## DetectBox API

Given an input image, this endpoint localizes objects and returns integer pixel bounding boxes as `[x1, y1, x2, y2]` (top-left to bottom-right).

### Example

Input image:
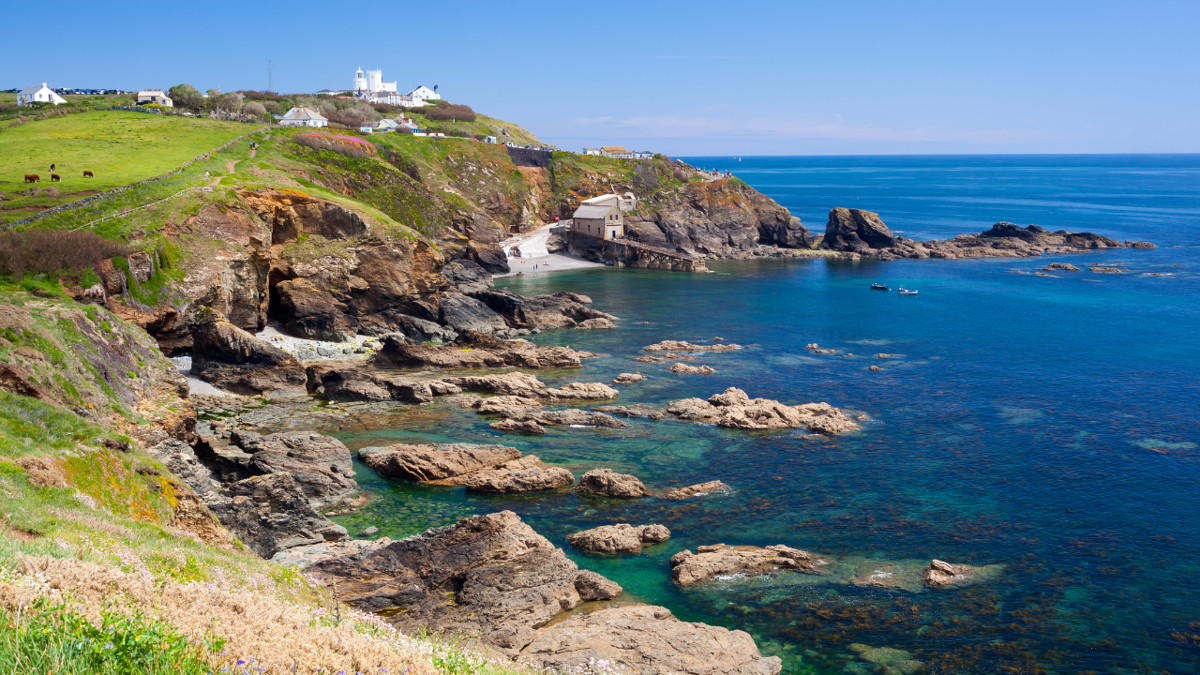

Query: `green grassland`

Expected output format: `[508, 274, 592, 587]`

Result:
[0, 111, 255, 225]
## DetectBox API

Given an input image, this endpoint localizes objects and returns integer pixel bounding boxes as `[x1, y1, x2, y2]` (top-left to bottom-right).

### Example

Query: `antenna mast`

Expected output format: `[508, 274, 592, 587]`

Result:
[268, 60, 273, 93]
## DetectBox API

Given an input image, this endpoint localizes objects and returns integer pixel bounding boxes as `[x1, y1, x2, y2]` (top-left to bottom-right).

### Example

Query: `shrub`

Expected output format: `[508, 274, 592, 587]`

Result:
[0, 230, 130, 280]
[293, 133, 377, 159]
[425, 100, 476, 122]
[243, 101, 267, 118]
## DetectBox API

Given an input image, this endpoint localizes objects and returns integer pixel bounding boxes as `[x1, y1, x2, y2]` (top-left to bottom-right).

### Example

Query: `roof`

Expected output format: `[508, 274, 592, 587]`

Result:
[601, 146, 628, 153]
[138, 90, 166, 96]
[581, 194, 619, 205]
[282, 107, 328, 121]
[572, 205, 621, 219]
[19, 83, 51, 95]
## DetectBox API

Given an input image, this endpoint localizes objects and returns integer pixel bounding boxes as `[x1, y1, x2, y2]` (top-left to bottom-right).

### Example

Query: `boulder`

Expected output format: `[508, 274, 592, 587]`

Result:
[539, 382, 619, 401]
[489, 418, 547, 435]
[208, 473, 348, 559]
[461, 459, 575, 493]
[663, 480, 730, 500]
[304, 511, 618, 656]
[573, 570, 622, 601]
[576, 468, 648, 498]
[230, 430, 357, 504]
[443, 372, 546, 396]
[519, 604, 783, 675]
[667, 387, 859, 434]
[358, 443, 520, 482]
[669, 543, 825, 586]
[472, 395, 544, 416]
[567, 523, 671, 554]
[820, 208, 896, 252]
[613, 373, 646, 384]
[536, 410, 627, 429]
[923, 559, 990, 589]
[576, 318, 615, 330]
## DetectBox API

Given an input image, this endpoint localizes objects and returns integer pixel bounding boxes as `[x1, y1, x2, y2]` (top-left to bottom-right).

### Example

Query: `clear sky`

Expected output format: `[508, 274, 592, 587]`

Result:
[5, 0, 1197, 155]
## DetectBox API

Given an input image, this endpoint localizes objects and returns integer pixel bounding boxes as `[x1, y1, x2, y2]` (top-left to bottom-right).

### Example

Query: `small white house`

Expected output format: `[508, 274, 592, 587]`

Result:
[572, 204, 624, 241]
[279, 107, 328, 127]
[582, 192, 637, 212]
[17, 83, 67, 107]
[406, 85, 440, 102]
[137, 90, 173, 107]
[583, 148, 601, 156]
[377, 118, 399, 130]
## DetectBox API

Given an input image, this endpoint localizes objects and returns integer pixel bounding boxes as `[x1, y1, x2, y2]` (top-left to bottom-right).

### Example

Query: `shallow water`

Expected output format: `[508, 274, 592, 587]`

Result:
[333, 155, 1200, 674]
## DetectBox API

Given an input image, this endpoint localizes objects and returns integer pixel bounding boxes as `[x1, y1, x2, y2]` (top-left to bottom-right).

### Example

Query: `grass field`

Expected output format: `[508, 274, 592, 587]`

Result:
[0, 111, 255, 225]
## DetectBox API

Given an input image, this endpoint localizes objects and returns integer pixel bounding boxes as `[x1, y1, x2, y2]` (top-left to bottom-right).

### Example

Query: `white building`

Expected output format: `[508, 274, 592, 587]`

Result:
[406, 85, 440, 102]
[354, 68, 398, 93]
[583, 148, 601, 156]
[572, 204, 624, 241]
[137, 90, 173, 107]
[279, 107, 328, 127]
[17, 83, 67, 107]
[581, 192, 637, 212]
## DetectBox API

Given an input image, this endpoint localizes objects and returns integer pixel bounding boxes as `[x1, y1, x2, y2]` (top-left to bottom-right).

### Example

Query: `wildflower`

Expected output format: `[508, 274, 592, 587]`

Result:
[238, 659, 247, 666]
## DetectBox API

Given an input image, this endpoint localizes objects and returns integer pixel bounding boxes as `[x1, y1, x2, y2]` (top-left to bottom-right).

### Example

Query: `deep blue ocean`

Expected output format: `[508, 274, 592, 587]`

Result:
[333, 155, 1200, 674]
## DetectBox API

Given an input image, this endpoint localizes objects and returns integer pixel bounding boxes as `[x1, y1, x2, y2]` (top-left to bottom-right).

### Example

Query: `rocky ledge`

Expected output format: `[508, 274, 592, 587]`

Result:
[671, 544, 827, 586]
[568, 523, 671, 554]
[645, 340, 742, 352]
[371, 331, 588, 370]
[663, 480, 731, 499]
[820, 207, 1155, 261]
[358, 442, 575, 494]
[305, 511, 781, 675]
[576, 468, 649, 498]
[668, 387, 859, 434]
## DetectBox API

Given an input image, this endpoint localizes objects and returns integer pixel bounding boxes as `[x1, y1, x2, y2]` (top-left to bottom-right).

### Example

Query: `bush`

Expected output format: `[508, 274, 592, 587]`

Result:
[0, 230, 130, 280]
[293, 133, 377, 159]
[425, 100, 476, 122]
[243, 101, 267, 118]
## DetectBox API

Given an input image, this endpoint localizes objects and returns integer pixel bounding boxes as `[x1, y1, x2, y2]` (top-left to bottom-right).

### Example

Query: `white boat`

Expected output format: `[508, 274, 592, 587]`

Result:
[897, 287, 918, 295]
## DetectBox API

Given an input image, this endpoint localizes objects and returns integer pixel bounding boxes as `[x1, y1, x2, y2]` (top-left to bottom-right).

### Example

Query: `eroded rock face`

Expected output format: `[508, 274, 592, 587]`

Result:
[663, 480, 730, 500]
[372, 332, 584, 370]
[190, 313, 306, 394]
[567, 523, 671, 554]
[670, 544, 826, 586]
[304, 511, 617, 656]
[519, 604, 783, 675]
[208, 473, 347, 559]
[576, 468, 648, 498]
[229, 430, 356, 504]
[821, 208, 896, 253]
[358, 443, 520, 482]
[668, 387, 859, 434]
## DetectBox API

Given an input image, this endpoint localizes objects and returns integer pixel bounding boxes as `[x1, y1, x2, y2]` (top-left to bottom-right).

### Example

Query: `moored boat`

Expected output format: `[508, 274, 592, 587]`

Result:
[871, 283, 890, 290]
[897, 287, 918, 295]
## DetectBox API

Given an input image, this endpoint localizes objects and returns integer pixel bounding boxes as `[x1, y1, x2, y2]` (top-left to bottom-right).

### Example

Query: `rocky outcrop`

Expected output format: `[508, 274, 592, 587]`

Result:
[820, 208, 896, 252]
[613, 373, 645, 384]
[576, 318, 615, 330]
[357, 443, 520, 482]
[593, 404, 667, 421]
[540, 382, 619, 401]
[536, 410, 626, 428]
[668, 387, 859, 434]
[670, 543, 826, 586]
[576, 468, 648, 498]
[663, 480, 730, 500]
[489, 418, 546, 434]
[304, 511, 621, 656]
[190, 311, 306, 394]
[459, 457, 575, 493]
[308, 366, 461, 403]
[670, 363, 717, 374]
[519, 604, 783, 675]
[226, 430, 357, 504]
[759, 215, 815, 249]
[572, 570, 622, 601]
[645, 340, 742, 352]
[444, 372, 546, 396]
[372, 332, 584, 370]
[923, 559, 992, 589]
[208, 473, 347, 559]
[567, 523, 671, 554]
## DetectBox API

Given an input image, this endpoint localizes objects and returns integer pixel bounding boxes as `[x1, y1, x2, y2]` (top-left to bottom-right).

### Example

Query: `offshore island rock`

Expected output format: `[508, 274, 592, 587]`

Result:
[576, 468, 648, 498]
[568, 523, 671, 554]
[668, 387, 859, 434]
[670, 543, 826, 586]
[664, 480, 731, 500]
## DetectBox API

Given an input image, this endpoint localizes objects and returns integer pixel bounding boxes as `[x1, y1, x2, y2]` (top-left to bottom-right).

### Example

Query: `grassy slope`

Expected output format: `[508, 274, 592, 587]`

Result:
[0, 111, 253, 225]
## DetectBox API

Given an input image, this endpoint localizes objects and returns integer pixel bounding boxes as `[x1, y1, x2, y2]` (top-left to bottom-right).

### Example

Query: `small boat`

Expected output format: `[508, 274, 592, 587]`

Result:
[897, 287, 918, 295]
[870, 283, 890, 291]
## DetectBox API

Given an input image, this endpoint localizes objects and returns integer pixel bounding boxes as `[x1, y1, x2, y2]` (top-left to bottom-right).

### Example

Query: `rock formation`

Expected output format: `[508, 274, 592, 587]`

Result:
[664, 480, 730, 500]
[821, 208, 896, 253]
[593, 404, 667, 421]
[358, 443, 520, 482]
[459, 457, 575, 493]
[669, 363, 717, 374]
[207, 473, 347, 559]
[576, 468, 648, 497]
[371, 331, 585, 370]
[923, 559, 991, 589]
[190, 310, 306, 394]
[670, 544, 826, 586]
[567, 523, 671, 553]
[668, 387, 859, 434]
[613, 372, 646, 384]
[645, 340, 742, 352]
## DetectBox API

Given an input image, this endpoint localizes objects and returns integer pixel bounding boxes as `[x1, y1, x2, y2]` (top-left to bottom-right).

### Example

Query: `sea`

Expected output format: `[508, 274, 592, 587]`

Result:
[330, 155, 1200, 674]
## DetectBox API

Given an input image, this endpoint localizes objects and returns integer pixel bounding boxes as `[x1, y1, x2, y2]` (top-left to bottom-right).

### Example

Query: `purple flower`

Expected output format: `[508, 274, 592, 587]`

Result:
[238, 660, 247, 667]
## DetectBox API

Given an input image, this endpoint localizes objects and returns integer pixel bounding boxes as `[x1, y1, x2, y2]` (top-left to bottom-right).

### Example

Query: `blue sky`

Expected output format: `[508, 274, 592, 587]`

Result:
[4, 0, 1197, 155]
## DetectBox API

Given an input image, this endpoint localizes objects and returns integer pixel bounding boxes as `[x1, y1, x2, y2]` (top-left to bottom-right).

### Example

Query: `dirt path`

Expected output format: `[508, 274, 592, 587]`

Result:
[226, 160, 238, 174]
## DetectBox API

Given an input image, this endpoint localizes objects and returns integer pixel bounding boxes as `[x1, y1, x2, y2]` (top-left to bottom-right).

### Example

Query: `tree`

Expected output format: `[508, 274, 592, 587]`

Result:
[168, 84, 204, 109]
[243, 101, 267, 118]
[214, 93, 243, 114]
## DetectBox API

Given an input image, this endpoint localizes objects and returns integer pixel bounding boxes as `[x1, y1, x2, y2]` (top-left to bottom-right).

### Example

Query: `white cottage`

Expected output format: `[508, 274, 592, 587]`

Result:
[137, 90, 173, 107]
[17, 83, 67, 107]
[572, 204, 624, 241]
[279, 107, 328, 127]
[406, 85, 440, 102]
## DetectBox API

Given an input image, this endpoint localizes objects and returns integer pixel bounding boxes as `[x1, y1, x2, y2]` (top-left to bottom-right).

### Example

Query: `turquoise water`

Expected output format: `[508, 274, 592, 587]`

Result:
[334, 156, 1200, 674]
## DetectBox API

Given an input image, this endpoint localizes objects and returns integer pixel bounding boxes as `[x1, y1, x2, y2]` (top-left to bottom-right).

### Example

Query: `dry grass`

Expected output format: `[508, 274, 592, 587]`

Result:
[2, 555, 441, 675]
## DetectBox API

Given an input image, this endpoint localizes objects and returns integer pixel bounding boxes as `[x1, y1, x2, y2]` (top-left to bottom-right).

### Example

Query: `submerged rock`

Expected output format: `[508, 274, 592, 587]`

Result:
[519, 604, 783, 675]
[670, 543, 826, 586]
[668, 387, 859, 434]
[663, 480, 730, 500]
[923, 559, 995, 589]
[576, 468, 649, 498]
[568, 523, 671, 554]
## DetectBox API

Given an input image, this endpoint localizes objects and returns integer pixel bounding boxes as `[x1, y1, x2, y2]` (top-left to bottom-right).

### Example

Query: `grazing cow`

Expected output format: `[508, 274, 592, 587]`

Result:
[50, 174, 61, 182]
[24, 174, 40, 183]
[83, 170, 94, 178]
[50, 163, 55, 171]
